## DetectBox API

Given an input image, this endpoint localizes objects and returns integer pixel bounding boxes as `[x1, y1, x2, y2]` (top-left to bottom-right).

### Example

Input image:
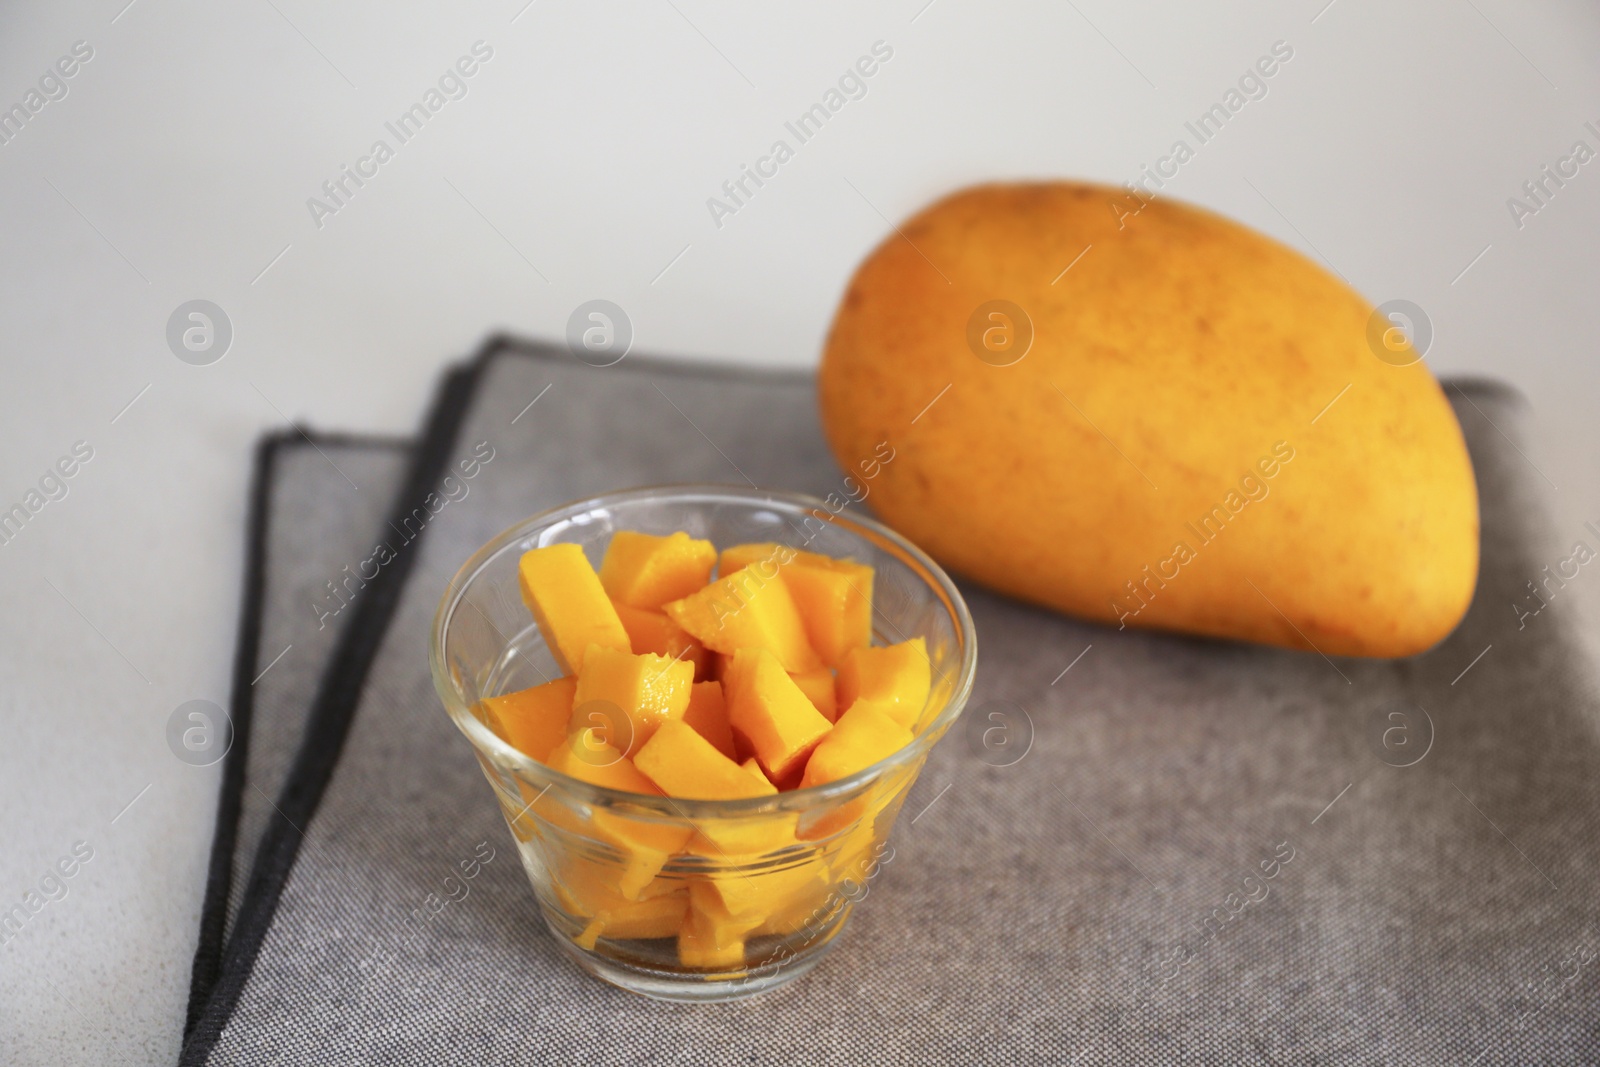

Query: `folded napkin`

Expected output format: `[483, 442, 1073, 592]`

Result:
[183, 338, 1600, 1065]
[185, 432, 411, 1033]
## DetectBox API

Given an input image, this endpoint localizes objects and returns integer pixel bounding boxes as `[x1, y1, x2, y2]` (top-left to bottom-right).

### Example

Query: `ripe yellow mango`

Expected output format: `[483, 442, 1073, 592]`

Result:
[634, 720, 774, 802]
[665, 568, 822, 673]
[611, 601, 710, 681]
[719, 543, 874, 668]
[546, 734, 692, 898]
[571, 644, 695, 753]
[836, 640, 930, 729]
[800, 701, 912, 790]
[681, 680, 736, 760]
[723, 649, 833, 783]
[518, 544, 630, 673]
[788, 666, 839, 722]
[679, 883, 753, 969]
[819, 182, 1478, 657]
[600, 530, 717, 611]
[480, 676, 575, 763]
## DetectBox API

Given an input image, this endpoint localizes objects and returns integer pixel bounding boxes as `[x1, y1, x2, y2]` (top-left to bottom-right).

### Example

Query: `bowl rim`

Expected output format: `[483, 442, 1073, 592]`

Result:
[429, 483, 979, 817]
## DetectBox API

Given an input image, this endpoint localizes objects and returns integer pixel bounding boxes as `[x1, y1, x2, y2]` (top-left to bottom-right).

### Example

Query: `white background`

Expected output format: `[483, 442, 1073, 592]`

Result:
[1, 1, 1596, 1062]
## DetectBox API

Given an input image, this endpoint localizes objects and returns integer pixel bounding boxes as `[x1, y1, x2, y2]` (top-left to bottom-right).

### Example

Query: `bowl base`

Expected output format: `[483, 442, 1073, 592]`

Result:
[553, 931, 841, 1002]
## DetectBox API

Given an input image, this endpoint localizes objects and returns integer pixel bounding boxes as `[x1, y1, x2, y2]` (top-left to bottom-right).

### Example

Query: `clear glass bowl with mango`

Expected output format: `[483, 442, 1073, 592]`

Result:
[430, 487, 977, 1000]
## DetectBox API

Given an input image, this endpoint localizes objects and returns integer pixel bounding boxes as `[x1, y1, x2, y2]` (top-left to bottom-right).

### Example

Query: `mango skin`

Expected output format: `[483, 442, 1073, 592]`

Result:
[818, 182, 1478, 658]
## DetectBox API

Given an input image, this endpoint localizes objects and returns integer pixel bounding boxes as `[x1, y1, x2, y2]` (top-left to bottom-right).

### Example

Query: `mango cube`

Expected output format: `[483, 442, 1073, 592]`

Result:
[519, 544, 630, 674]
[612, 601, 709, 680]
[665, 569, 822, 673]
[720, 543, 874, 668]
[800, 701, 913, 789]
[633, 720, 774, 802]
[636, 721, 795, 854]
[794, 702, 914, 840]
[678, 886, 751, 969]
[569, 889, 689, 949]
[787, 667, 839, 723]
[837, 638, 932, 730]
[572, 644, 694, 753]
[480, 676, 576, 762]
[739, 756, 775, 790]
[681, 680, 736, 761]
[701, 856, 831, 926]
[600, 530, 716, 611]
[723, 649, 833, 782]
[546, 734, 691, 897]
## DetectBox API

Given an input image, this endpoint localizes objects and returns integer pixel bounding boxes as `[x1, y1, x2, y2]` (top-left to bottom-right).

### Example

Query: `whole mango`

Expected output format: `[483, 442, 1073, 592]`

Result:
[818, 182, 1478, 658]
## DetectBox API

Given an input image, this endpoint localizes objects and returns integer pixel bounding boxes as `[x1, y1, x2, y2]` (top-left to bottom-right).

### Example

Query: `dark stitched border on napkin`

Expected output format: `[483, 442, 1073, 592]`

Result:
[182, 360, 480, 1060]
[183, 430, 413, 1035]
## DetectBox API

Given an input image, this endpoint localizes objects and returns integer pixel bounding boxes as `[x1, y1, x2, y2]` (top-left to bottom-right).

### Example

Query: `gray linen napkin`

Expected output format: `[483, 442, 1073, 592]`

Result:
[224, 437, 411, 937]
[185, 338, 1600, 1065]
[184, 433, 411, 1032]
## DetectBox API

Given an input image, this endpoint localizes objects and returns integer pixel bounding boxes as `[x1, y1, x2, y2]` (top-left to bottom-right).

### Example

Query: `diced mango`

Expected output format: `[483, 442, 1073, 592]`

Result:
[720, 543, 874, 668]
[612, 601, 709, 679]
[518, 544, 630, 674]
[723, 649, 833, 782]
[571, 644, 694, 752]
[800, 701, 913, 789]
[480, 676, 576, 762]
[682, 681, 736, 761]
[797, 706, 912, 841]
[633, 720, 774, 801]
[664, 569, 822, 673]
[678, 889, 750, 970]
[702, 856, 831, 925]
[636, 723, 798, 854]
[546, 734, 691, 897]
[716, 542, 790, 577]
[561, 877, 688, 948]
[504, 525, 944, 972]
[836, 638, 931, 729]
[788, 667, 839, 722]
[739, 756, 775, 790]
[830, 822, 895, 886]
[569, 889, 688, 949]
[600, 530, 717, 611]
[596, 891, 688, 941]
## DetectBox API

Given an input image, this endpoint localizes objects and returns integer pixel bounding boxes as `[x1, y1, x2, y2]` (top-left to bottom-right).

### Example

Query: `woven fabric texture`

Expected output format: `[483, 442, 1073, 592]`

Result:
[196, 343, 1600, 1065]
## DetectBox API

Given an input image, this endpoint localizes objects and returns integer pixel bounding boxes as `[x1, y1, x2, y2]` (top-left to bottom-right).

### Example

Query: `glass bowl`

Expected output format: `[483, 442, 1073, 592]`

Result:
[429, 485, 978, 1001]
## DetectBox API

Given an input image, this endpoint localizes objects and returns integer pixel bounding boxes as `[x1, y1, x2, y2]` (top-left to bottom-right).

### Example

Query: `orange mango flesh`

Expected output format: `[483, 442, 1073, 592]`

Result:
[787, 666, 839, 723]
[480, 676, 576, 762]
[635, 721, 796, 855]
[634, 720, 774, 802]
[600, 530, 717, 611]
[509, 530, 946, 969]
[518, 544, 630, 674]
[682, 680, 736, 761]
[720, 543, 874, 668]
[678, 884, 752, 969]
[723, 649, 834, 782]
[664, 569, 823, 673]
[546, 734, 692, 898]
[571, 889, 689, 950]
[571, 644, 694, 754]
[800, 702, 913, 789]
[612, 601, 709, 680]
[837, 638, 932, 729]
[798, 702, 915, 841]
